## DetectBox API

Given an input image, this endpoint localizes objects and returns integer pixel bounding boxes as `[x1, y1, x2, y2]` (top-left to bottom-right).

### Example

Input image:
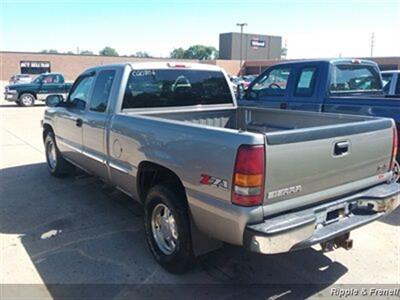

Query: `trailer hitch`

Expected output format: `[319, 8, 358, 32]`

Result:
[321, 233, 353, 252]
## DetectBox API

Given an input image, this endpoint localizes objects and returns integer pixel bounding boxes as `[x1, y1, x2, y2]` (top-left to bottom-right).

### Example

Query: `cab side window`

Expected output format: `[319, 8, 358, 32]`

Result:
[381, 73, 393, 94]
[68, 75, 95, 110]
[89, 70, 116, 112]
[251, 67, 291, 96]
[54, 75, 63, 83]
[294, 67, 317, 96]
[42, 74, 61, 84]
[42, 75, 54, 84]
[396, 76, 400, 95]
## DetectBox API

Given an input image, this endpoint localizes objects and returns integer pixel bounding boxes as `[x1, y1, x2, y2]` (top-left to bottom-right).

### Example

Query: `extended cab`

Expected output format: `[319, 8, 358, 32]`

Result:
[42, 62, 399, 273]
[4, 73, 72, 106]
[382, 70, 400, 97]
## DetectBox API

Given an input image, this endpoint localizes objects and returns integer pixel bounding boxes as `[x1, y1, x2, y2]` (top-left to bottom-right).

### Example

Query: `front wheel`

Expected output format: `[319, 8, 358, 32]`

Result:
[44, 131, 74, 177]
[144, 185, 195, 273]
[19, 93, 35, 106]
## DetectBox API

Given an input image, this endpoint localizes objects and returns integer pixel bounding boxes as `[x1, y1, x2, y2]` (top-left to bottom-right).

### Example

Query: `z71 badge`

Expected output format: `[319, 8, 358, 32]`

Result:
[200, 174, 228, 190]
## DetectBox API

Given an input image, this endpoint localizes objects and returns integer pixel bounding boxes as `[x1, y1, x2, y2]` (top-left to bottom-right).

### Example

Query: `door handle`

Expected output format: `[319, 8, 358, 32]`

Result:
[334, 141, 350, 156]
[76, 118, 83, 127]
[280, 103, 288, 109]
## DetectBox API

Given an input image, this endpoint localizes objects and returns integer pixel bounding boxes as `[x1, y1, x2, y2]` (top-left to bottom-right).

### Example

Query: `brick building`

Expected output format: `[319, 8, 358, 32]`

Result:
[1, 51, 399, 82]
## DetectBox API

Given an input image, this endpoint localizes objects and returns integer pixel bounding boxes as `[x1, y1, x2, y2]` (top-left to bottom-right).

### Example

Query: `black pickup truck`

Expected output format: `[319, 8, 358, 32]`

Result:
[4, 73, 72, 106]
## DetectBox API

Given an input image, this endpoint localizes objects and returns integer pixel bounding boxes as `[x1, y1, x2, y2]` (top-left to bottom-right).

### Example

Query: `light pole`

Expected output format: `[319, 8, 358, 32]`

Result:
[370, 32, 375, 57]
[236, 23, 247, 76]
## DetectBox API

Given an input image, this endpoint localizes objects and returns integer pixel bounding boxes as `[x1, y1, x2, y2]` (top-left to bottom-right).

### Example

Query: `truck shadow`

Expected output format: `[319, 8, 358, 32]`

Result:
[0, 163, 347, 299]
[0, 104, 46, 108]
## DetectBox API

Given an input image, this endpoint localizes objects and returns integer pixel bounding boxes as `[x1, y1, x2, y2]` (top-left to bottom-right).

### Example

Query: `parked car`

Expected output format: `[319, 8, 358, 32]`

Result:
[4, 73, 72, 106]
[381, 70, 400, 97]
[228, 76, 240, 96]
[9, 74, 32, 85]
[243, 74, 258, 84]
[237, 74, 258, 89]
[42, 62, 399, 273]
[238, 59, 400, 166]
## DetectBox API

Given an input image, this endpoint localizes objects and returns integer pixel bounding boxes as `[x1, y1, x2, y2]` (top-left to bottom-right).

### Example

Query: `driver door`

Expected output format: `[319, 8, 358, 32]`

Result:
[55, 73, 95, 166]
[38, 74, 64, 100]
[240, 66, 292, 109]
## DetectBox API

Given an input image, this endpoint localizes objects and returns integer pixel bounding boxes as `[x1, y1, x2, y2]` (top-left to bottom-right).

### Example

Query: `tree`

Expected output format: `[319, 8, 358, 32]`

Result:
[185, 45, 218, 60]
[281, 47, 288, 59]
[133, 51, 151, 58]
[170, 45, 218, 60]
[80, 50, 94, 55]
[99, 47, 118, 56]
[170, 48, 186, 59]
[40, 49, 59, 54]
[65, 51, 75, 55]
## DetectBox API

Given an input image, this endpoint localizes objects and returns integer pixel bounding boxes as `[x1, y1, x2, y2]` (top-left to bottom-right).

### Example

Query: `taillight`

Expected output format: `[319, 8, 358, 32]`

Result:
[232, 145, 265, 206]
[390, 126, 398, 170]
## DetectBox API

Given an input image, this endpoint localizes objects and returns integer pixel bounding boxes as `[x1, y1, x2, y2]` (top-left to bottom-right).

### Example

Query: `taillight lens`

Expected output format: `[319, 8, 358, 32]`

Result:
[390, 126, 398, 170]
[232, 145, 265, 206]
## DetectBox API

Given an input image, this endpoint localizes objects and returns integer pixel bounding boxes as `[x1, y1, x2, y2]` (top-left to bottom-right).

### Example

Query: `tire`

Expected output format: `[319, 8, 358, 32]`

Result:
[393, 160, 400, 182]
[44, 131, 74, 177]
[19, 93, 35, 107]
[144, 185, 195, 273]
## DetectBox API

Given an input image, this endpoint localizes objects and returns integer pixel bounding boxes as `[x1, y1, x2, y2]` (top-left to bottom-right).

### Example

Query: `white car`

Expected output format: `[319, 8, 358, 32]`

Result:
[9, 74, 32, 85]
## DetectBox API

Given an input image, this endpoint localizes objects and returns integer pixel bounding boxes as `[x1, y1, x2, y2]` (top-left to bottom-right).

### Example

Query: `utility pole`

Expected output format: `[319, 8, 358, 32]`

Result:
[370, 32, 375, 57]
[282, 39, 288, 59]
[236, 23, 247, 76]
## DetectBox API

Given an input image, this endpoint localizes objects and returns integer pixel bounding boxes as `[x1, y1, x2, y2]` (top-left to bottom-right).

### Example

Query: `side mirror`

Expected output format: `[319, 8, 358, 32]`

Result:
[45, 94, 63, 107]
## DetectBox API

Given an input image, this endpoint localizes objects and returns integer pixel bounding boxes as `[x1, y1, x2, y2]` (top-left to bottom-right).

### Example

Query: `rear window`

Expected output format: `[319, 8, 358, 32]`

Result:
[329, 64, 382, 94]
[122, 69, 232, 109]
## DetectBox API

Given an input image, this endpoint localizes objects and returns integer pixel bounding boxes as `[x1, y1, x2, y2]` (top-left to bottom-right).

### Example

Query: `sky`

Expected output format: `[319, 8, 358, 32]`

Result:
[1, 0, 399, 59]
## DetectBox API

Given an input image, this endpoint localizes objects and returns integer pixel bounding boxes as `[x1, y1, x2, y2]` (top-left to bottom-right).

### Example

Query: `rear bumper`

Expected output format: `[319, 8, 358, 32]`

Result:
[244, 182, 400, 254]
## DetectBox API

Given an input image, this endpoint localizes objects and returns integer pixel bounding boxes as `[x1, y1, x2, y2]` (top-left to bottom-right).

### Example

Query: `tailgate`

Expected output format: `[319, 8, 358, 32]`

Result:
[263, 119, 394, 214]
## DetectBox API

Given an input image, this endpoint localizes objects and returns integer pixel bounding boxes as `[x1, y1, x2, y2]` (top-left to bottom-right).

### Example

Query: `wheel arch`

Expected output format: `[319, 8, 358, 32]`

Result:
[42, 123, 54, 142]
[19, 91, 37, 99]
[136, 161, 187, 204]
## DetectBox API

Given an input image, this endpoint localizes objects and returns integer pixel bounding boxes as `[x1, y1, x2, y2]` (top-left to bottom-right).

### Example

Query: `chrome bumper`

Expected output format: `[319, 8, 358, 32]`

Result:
[4, 92, 18, 101]
[244, 182, 400, 254]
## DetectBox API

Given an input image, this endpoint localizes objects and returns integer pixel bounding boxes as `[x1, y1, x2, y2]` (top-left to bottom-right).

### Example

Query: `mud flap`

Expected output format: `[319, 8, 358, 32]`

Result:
[190, 216, 223, 256]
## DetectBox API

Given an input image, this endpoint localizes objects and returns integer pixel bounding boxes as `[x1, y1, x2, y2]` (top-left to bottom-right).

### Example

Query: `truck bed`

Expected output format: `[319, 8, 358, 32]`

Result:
[144, 106, 387, 135]
[129, 106, 394, 216]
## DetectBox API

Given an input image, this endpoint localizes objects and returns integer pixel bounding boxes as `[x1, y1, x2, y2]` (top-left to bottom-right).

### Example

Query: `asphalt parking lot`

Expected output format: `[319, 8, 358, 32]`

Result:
[1, 102, 399, 299]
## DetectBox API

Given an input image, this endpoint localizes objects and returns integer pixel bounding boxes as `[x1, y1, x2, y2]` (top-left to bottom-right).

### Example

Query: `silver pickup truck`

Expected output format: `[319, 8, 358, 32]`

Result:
[42, 62, 399, 273]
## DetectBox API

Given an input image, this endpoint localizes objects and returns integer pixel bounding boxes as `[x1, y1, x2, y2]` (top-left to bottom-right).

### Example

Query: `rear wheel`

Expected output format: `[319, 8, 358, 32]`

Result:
[19, 93, 35, 107]
[144, 185, 195, 273]
[44, 131, 74, 177]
